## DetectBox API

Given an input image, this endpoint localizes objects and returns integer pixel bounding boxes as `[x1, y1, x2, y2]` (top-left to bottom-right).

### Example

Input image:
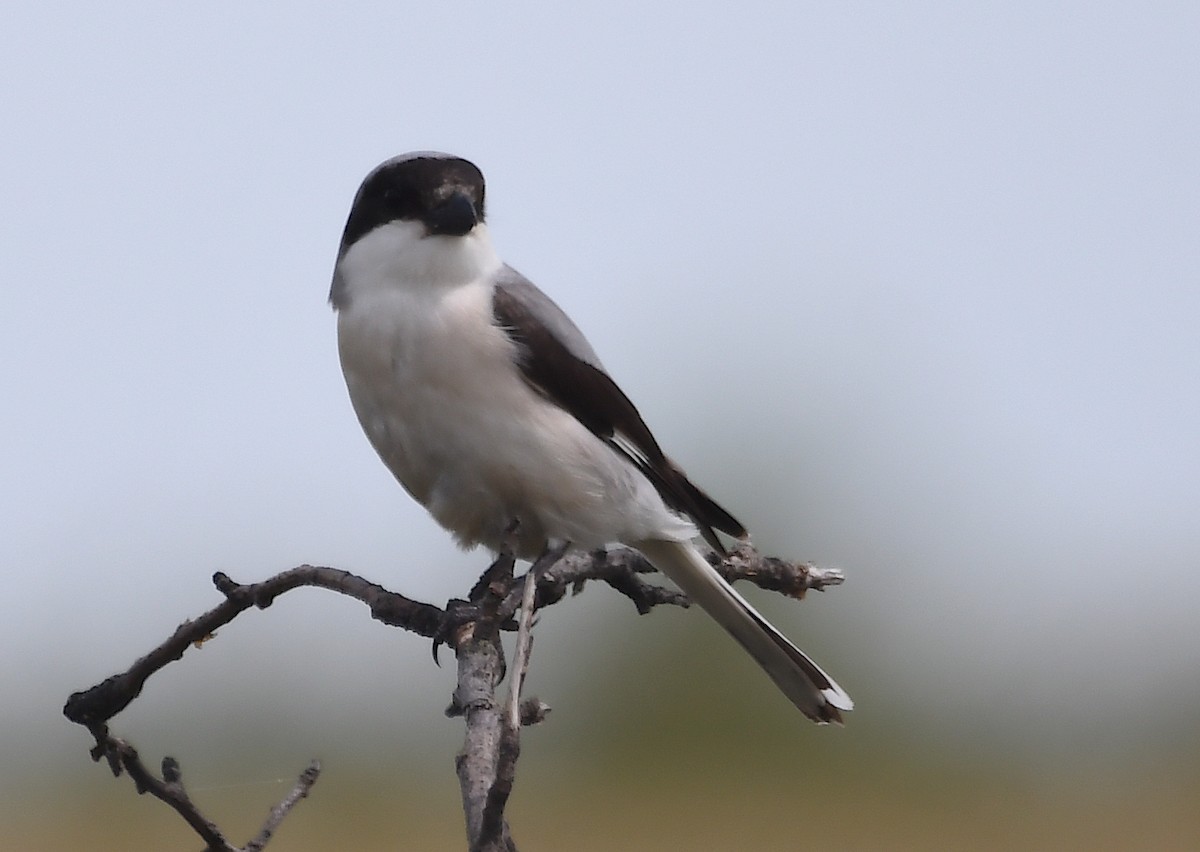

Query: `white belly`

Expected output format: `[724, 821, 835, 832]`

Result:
[336, 278, 691, 557]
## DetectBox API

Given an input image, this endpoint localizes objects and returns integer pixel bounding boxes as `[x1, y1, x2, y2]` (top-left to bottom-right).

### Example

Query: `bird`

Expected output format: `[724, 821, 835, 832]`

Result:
[329, 151, 852, 724]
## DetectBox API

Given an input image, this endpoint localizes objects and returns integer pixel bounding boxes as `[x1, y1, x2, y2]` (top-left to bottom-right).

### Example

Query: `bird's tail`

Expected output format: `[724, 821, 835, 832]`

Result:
[634, 538, 853, 724]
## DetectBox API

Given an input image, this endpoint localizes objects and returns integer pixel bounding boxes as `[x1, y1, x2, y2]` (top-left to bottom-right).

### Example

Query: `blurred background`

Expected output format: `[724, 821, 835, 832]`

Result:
[4, 3, 1198, 849]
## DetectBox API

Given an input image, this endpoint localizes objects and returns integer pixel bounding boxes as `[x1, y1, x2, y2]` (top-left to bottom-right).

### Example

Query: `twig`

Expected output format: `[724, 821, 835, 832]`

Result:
[245, 760, 323, 852]
[715, 543, 846, 596]
[102, 730, 234, 851]
[496, 543, 837, 618]
[64, 545, 846, 851]
[64, 565, 442, 727]
[81, 722, 319, 852]
[507, 568, 540, 732]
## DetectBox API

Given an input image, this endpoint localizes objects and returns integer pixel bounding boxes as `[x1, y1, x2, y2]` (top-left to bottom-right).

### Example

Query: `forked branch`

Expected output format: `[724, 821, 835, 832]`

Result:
[63, 544, 843, 850]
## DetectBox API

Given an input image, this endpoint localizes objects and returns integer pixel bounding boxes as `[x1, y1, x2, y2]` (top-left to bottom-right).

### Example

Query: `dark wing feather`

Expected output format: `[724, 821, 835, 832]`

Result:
[492, 271, 747, 554]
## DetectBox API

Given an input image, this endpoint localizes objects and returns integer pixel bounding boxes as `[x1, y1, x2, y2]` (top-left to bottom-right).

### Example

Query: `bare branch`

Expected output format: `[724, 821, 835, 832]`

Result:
[450, 627, 512, 851]
[79, 722, 318, 852]
[714, 543, 846, 596]
[244, 760, 323, 852]
[100, 730, 235, 851]
[64, 543, 847, 851]
[64, 565, 442, 728]
[473, 572, 535, 852]
[507, 568, 540, 733]
[497, 547, 681, 618]
[495, 543, 839, 618]
[472, 543, 567, 851]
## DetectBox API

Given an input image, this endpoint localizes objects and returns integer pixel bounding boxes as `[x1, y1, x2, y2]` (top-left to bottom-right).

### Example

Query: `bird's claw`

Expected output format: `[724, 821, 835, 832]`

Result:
[431, 598, 483, 665]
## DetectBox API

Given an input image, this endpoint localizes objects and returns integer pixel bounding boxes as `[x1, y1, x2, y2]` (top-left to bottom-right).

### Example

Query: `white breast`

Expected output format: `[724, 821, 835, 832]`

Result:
[333, 223, 693, 556]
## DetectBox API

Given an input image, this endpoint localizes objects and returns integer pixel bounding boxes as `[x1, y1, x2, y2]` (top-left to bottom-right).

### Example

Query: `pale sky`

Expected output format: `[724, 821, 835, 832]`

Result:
[4, 3, 1199, 782]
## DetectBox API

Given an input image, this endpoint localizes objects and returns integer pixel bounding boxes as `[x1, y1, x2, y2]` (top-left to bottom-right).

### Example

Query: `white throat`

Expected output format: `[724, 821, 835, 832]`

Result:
[335, 220, 503, 303]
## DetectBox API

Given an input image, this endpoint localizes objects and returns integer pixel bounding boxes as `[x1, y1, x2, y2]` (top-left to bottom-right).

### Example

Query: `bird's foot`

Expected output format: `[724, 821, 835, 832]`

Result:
[431, 598, 493, 665]
[468, 538, 518, 604]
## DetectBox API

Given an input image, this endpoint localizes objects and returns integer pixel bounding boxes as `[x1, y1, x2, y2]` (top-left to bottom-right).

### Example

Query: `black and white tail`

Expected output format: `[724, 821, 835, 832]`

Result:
[635, 538, 853, 724]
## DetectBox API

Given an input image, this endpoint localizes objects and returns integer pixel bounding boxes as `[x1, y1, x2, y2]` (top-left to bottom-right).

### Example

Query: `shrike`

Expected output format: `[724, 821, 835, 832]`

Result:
[330, 152, 852, 724]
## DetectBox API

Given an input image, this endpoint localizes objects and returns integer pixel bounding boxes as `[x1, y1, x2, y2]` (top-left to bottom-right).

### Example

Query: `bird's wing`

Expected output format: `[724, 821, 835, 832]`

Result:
[491, 266, 746, 553]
